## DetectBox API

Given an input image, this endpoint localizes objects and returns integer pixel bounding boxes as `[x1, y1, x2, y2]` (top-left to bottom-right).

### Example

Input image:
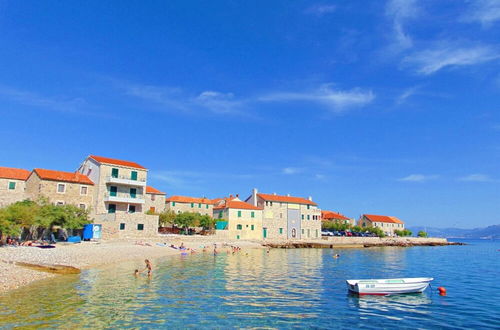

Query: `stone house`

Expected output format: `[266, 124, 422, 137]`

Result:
[165, 196, 214, 216]
[76, 155, 159, 239]
[213, 196, 263, 240]
[145, 186, 166, 214]
[25, 168, 94, 210]
[357, 214, 405, 236]
[245, 189, 322, 240]
[0, 167, 30, 208]
[321, 210, 354, 226]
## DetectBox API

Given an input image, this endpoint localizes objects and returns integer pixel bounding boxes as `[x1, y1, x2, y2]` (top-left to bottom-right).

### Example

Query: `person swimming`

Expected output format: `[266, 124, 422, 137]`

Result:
[141, 259, 153, 277]
[134, 269, 139, 277]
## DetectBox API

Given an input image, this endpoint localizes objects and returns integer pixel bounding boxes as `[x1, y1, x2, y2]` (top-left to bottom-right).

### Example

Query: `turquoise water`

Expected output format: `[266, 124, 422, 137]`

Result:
[1, 240, 499, 329]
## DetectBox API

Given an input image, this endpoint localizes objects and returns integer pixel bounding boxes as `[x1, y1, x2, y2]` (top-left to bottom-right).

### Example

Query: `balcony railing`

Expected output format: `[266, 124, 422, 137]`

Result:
[105, 175, 146, 187]
[104, 192, 145, 204]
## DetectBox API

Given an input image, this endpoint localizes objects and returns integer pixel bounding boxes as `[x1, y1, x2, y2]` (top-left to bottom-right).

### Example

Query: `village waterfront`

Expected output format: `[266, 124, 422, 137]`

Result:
[1, 239, 498, 329]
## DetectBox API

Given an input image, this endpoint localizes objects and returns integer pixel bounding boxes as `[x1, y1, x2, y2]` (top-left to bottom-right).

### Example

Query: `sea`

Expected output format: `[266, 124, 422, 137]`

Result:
[0, 239, 499, 329]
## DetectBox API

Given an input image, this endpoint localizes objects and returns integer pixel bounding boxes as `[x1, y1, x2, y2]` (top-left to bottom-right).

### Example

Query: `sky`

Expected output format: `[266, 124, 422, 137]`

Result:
[0, 0, 499, 228]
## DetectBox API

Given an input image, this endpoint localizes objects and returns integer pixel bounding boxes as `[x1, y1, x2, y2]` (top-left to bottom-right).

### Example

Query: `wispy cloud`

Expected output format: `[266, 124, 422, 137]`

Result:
[403, 43, 500, 75]
[150, 170, 255, 190]
[463, 0, 500, 27]
[282, 167, 302, 175]
[259, 84, 375, 113]
[305, 4, 336, 16]
[458, 174, 493, 182]
[396, 86, 419, 105]
[386, 0, 420, 52]
[194, 91, 244, 114]
[398, 174, 439, 182]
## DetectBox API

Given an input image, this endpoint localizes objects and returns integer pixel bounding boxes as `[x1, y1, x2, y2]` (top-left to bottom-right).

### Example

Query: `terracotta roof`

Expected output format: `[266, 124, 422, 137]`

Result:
[257, 193, 317, 206]
[89, 155, 146, 170]
[214, 198, 263, 211]
[363, 214, 404, 224]
[33, 169, 94, 185]
[322, 210, 350, 221]
[0, 167, 30, 181]
[146, 186, 165, 195]
[166, 196, 214, 204]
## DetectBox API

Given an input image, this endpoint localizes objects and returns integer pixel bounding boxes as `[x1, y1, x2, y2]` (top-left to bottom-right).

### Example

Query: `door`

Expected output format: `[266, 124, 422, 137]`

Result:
[131, 171, 137, 180]
[111, 168, 119, 178]
[108, 204, 116, 214]
[263, 227, 267, 239]
[110, 186, 117, 197]
[287, 209, 301, 239]
[130, 188, 136, 198]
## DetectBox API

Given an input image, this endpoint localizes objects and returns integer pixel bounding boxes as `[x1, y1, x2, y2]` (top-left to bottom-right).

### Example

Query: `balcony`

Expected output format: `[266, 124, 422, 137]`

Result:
[105, 175, 146, 187]
[104, 192, 145, 204]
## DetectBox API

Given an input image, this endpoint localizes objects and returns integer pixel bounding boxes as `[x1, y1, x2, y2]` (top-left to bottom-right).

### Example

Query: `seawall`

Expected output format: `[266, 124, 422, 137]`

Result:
[264, 237, 463, 248]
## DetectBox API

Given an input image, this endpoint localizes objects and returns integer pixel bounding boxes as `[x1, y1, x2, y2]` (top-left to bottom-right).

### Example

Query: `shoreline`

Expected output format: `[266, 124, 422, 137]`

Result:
[0, 236, 460, 294]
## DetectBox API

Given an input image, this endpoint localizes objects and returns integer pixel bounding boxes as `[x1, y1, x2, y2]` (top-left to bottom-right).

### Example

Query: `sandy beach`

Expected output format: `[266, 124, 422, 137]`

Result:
[0, 236, 263, 293]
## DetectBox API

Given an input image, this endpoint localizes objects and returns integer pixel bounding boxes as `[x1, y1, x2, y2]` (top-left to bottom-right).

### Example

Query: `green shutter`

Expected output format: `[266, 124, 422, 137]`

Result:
[111, 168, 119, 178]
[198, 203, 201, 208]
[110, 186, 117, 197]
[191, 203, 194, 208]
[307, 215, 310, 220]
[108, 204, 116, 214]
[130, 188, 136, 198]
[137, 224, 144, 230]
[251, 225, 254, 230]
[307, 205, 310, 209]
[8, 182, 16, 190]
[206, 204, 209, 209]
[251, 211, 254, 218]
[238, 210, 242, 217]
[237, 224, 242, 230]
[219, 211, 223, 219]
[172, 201, 176, 206]
[131, 171, 137, 180]
[279, 228, 283, 234]
[301, 214, 304, 220]
[119, 223, 125, 230]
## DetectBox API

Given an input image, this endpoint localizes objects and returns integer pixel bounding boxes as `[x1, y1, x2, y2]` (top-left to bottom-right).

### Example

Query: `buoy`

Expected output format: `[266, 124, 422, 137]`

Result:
[438, 287, 447, 295]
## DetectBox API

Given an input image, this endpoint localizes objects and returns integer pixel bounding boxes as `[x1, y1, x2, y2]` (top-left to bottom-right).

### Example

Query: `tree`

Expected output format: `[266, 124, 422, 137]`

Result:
[158, 210, 177, 227]
[417, 230, 428, 237]
[366, 226, 385, 237]
[198, 215, 215, 230]
[174, 212, 197, 231]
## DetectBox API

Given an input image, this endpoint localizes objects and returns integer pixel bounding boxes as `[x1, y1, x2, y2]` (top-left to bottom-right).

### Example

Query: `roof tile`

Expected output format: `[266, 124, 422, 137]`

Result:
[257, 193, 317, 206]
[89, 155, 146, 169]
[0, 167, 30, 181]
[363, 214, 404, 224]
[146, 186, 165, 195]
[33, 169, 94, 185]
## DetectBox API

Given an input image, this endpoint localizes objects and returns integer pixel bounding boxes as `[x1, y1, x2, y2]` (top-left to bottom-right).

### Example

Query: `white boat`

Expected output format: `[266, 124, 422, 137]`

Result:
[346, 277, 433, 295]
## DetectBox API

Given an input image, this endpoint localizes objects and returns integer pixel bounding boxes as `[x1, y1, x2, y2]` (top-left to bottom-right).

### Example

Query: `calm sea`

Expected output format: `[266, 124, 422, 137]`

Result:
[1, 239, 499, 329]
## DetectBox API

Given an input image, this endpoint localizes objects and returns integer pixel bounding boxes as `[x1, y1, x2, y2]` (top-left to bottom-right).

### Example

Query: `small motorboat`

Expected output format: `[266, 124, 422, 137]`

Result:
[346, 277, 433, 295]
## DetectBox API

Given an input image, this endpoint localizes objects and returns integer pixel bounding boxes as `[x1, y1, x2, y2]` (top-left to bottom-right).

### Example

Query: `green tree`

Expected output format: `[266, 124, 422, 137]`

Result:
[417, 230, 428, 237]
[366, 226, 385, 237]
[174, 212, 198, 232]
[158, 210, 177, 227]
[198, 215, 215, 230]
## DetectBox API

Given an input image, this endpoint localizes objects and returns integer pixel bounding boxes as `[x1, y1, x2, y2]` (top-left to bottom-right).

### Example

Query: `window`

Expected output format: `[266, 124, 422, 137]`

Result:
[307, 229, 310, 237]
[80, 186, 88, 195]
[238, 210, 242, 217]
[137, 224, 144, 230]
[131, 171, 137, 180]
[251, 225, 254, 230]
[301, 214, 304, 220]
[57, 183, 65, 193]
[150, 207, 155, 213]
[316, 229, 318, 238]
[130, 188, 136, 198]
[237, 224, 242, 230]
[111, 168, 119, 178]
[108, 204, 116, 214]
[219, 212, 223, 219]
[302, 229, 305, 235]
[307, 205, 310, 210]
[56, 201, 64, 206]
[251, 211, 255, 218]
[279, 228, 283, 234]
[151, 194, 156, 201]
[8, 181, 16, 190]
[265, 201, 268, 206]
[172, 201, 176, 206]
[119, 223, 125, 230]
[87, 168, 92, 176]
[129, 205, 136, 213]
[79, 204, 86, 210]
[236, 235, 240, 240]
[191, 203, 194, 208]
[110, 186, 117, 197]
[198, 203, 202, 208]
[307, 215, 310, 220]
[206, 204, 209, 209]
[270, 201, 273, 206]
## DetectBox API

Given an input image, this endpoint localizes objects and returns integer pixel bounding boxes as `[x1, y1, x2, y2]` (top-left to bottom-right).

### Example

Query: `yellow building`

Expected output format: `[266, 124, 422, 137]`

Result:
[358, 214, 405, 236]
[213, 196, 263, 240]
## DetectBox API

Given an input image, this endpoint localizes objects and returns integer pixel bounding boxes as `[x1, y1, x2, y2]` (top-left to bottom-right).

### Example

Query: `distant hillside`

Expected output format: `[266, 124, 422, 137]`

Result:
[408, 225, 500, 239]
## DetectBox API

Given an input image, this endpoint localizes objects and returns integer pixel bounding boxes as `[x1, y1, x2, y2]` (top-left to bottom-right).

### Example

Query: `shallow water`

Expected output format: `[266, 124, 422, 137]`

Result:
[1, 240, 499, 329]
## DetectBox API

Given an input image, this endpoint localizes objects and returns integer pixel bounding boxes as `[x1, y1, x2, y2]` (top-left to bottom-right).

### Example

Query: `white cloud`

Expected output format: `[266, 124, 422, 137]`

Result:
[314, 174, 327, 180]
[458, 174, 492, 182]
[403, 43, 500, 75]
[463, 0, 500, 27]
[259, 84, 375, 113]
[386, 0, 420, 51]
[396, 86, 419, 105]
[282, 167, 302, 175]
[398, 174, 439, 182]
[194, 91, 243, 114]
[305, 4, 336, 16]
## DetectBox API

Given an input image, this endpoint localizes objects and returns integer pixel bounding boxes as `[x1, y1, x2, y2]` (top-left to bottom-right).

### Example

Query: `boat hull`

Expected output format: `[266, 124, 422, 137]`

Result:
[346, 277, 433, 295]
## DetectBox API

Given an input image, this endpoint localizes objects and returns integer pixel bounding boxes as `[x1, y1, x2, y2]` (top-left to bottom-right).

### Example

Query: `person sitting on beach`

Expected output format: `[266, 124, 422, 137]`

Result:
[179, 242, 185, 250]
[141, 259, 153, 277]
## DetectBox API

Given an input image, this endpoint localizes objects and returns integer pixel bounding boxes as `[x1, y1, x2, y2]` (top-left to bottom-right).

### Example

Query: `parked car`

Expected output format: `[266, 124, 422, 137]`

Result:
[346, 231, 353, 237]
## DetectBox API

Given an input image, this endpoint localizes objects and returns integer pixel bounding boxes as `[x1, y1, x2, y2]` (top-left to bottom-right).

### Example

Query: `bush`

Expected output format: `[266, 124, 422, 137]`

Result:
[394, 229, 412, 237]
[417, 230, 428, 237]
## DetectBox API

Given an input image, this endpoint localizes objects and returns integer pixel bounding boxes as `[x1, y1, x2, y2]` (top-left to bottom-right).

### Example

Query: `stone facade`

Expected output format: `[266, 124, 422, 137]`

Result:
[0, 167, 31, 208]
[145, 186, 166, 214]
[25, 170, 94, 210]
[246, 189, 321, 240]
[358, 214, 405, 237]
[96, 213, 159, 239]
[213, 197, 263, 240]
[165, 196, 214, 216]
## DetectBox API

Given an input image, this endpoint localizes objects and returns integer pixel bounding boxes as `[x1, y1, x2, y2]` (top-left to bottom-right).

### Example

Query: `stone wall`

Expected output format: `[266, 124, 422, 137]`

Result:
[94, 213, 159, 239]
[25, 174, 94, 210]
[0, 178, 27, 207]
[320, 236, 448, 245]
[145, 193, 166, 214]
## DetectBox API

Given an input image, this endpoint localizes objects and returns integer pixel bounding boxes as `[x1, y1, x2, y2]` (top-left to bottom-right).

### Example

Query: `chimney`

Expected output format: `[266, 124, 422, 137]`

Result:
[252, 188, 258, 207]
[286, 193, 290, 197]
[308, 196, 313, 201]
[229, 194, 233, 199]
[236, 194, 239, 198]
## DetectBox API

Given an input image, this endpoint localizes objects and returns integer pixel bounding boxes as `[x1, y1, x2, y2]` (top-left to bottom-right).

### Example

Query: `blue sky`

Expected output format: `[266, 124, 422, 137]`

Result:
[0, 0, 499, 228]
